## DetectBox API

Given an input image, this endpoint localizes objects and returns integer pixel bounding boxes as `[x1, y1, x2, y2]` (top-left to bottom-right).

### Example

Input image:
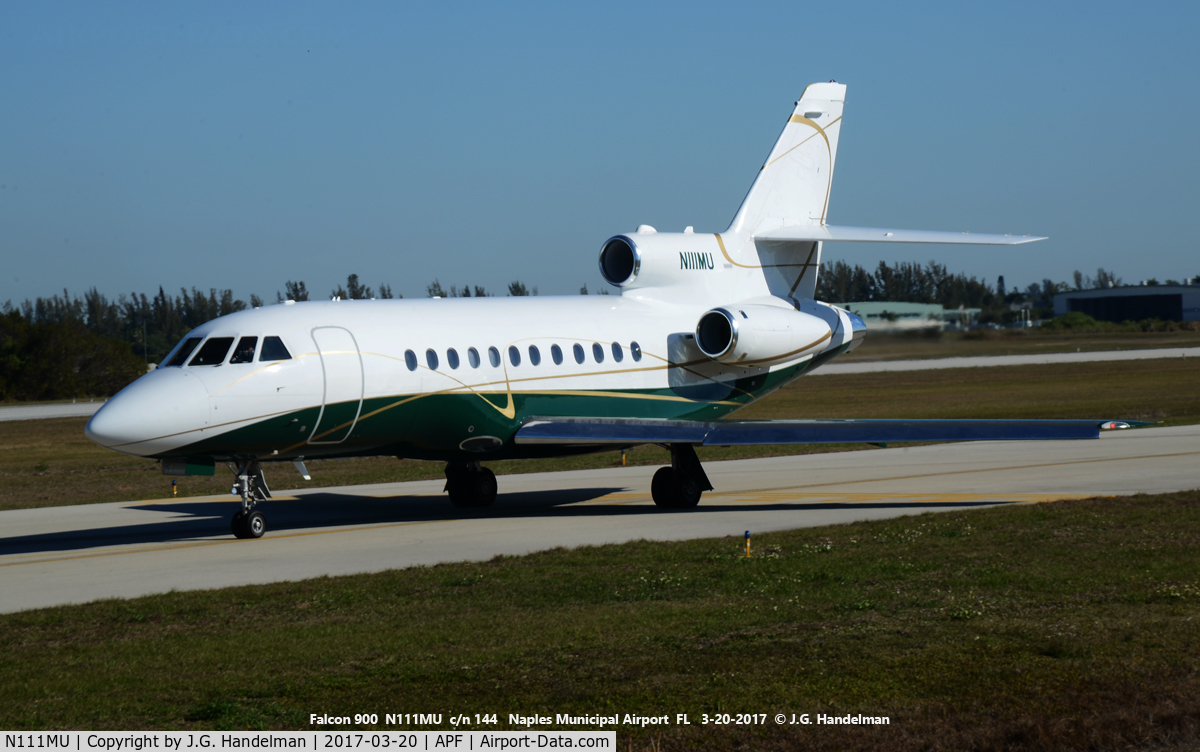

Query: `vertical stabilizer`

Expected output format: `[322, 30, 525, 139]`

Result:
[727, 82, 846, 237]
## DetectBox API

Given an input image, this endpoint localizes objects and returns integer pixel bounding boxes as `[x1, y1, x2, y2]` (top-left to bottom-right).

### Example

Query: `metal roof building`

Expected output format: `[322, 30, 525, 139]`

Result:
[1053, 283, 1200, 322]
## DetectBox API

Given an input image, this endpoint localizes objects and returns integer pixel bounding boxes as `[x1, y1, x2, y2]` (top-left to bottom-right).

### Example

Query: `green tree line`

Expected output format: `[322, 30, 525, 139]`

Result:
[817, 260, 998, 310]
[0, 311, 147, 401]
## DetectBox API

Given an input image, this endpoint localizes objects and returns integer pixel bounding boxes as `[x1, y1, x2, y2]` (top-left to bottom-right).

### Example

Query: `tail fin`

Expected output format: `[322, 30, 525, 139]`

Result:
[727, 82, 846, 236]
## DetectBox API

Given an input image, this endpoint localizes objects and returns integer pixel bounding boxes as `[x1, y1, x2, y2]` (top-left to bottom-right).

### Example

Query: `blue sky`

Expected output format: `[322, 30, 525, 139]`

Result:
[2, 1, 1197, 305]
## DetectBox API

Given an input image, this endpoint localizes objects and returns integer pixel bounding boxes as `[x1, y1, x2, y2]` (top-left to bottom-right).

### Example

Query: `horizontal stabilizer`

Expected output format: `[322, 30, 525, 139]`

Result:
[755, 225, 1046, 245]
[515, 417, 1112, 446]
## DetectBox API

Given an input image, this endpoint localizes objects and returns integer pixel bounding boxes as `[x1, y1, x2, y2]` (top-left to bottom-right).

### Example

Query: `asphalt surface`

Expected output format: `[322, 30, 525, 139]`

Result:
[2, 423, 1196, 614]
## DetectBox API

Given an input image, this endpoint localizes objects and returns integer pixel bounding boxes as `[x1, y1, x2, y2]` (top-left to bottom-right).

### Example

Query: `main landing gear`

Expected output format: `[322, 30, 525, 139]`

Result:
[651, 444, 713, 509]
[230, 459, 272, 539]
[445, 461, 498, 508]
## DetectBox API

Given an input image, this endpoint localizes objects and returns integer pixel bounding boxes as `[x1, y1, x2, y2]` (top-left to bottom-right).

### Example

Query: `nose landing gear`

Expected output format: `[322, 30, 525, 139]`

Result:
[445, 461, 498, 508]
[230, 459, 272, 538]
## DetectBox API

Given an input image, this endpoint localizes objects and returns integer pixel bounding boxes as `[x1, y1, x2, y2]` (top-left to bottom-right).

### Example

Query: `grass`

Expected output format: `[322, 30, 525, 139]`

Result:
[1, 491, 1198, 750]
[737, 356, 1200, 423]
[3, 358, 1199, 511]
[839, 328, 1200, 362]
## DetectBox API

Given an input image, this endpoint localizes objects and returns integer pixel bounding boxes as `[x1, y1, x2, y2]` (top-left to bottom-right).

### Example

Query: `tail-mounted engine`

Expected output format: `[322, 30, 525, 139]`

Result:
[599, 231, 721, 291]
[695, 303, 832, 364]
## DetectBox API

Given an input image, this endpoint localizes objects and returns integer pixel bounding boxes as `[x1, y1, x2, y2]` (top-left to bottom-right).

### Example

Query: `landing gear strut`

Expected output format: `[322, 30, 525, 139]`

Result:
[651, 444, 713, 509]
[445, 461, 498, 508]
[230, 459, 271, 538]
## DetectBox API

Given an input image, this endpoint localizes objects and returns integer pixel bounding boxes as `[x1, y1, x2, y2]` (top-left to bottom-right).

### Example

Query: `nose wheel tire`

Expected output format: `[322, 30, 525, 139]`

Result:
[231, 510, 247, 538]
[651, 467, 702, 509]
[246, 510, 266, 538]
[231, 509, 267, 539]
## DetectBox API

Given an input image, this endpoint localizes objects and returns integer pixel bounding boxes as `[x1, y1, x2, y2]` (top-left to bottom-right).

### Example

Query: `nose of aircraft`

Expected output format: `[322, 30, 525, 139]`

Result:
[86, 369, 210, 456]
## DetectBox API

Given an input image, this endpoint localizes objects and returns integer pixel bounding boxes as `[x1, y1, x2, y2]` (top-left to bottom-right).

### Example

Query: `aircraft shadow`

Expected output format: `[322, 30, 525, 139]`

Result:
[0, 488, 617, 555]
[0, 489, 1009, 557]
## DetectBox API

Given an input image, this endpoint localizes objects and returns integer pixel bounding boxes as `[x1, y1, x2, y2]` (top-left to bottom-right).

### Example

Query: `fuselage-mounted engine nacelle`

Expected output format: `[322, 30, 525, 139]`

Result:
[598, 231, 720, 290]
[695, 304, 832, 364]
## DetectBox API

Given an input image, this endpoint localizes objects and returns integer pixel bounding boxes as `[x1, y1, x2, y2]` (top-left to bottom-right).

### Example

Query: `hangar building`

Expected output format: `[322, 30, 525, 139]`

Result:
[1053, 283, 1200, 322]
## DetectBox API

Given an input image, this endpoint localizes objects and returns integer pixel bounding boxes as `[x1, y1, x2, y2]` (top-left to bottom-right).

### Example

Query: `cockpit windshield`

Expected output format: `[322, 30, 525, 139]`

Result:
[229, 336, 258, 364]
[259, 336, 291, 362]
[189, 337, 234, 366]
[164, 334, 288, 368]
[165, 337, 203, 367]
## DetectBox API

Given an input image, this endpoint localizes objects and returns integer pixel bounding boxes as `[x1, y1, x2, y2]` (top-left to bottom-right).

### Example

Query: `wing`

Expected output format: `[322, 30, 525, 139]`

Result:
[514, 417, 1132, 447]
[754, 225, 1046, 245]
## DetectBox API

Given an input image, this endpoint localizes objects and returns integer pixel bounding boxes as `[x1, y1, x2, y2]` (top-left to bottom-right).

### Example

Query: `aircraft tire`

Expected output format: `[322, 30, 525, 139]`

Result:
[448, 469, 497, 508]
[246, 510, 267, 538]
[651, 467, 701, 509]
[675, 474, 702, 508]
[231, 510, 249, 539]
[474, 468, 498, 508]
[446, 462, 471, 508]
[651, 467, 681, 508]
[447, 478, 472, 508]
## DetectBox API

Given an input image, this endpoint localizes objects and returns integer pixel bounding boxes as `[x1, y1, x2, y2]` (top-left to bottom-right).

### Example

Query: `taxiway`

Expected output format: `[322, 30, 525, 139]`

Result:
[2, 424, 1196, 614]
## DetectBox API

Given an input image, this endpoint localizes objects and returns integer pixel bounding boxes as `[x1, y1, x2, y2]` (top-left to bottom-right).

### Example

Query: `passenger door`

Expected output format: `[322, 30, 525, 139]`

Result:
[308, 326, 364, 444]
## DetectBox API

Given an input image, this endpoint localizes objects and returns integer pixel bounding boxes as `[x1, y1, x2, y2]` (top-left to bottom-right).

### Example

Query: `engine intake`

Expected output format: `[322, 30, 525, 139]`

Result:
[598, 236, 640, 286]
[696, 309, 736, 359]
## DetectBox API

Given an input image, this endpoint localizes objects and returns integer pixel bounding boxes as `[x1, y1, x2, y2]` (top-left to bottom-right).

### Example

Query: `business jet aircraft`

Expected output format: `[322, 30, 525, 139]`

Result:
[86, 81, 1116, 539]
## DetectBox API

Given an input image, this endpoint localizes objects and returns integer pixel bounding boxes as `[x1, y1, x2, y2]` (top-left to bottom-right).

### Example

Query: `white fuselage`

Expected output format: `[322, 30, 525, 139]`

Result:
[85, 291, 857, 462]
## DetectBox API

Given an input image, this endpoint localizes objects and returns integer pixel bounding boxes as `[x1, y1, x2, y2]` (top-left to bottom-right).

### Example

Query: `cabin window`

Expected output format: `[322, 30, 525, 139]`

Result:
[229, 336, 258, 364]
[630, 341, 642, 361]
[592, 343, 604, 363]
[508, 345, 521, 367]
[166, 337, 203, 367]
[259, 336, 292, 362]
[551, 344, 563, 365]
[611, 342, 623, 362]
[468, 347, 481, 368]
[189, 337, 234, 366]
[528, 345, 541, 366]
[447, 348, 460, 370]
[426, 349, 439, 370]
[405, 350, 418, 371]
[488, 346, 501, 367]
[573, 343, 585, 364]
